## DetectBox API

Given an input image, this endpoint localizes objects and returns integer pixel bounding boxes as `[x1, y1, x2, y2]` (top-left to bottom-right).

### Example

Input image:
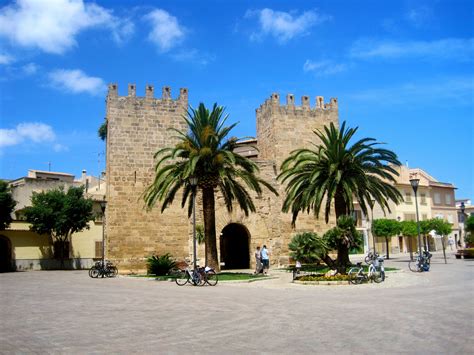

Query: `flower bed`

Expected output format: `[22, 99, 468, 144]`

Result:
[293, 273, 351, 285]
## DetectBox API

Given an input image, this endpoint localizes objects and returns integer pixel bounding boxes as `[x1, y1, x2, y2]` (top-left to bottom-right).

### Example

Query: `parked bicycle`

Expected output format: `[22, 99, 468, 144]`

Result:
[409, 250, 432, 272]
[172, 265, 218, 286]
[364, 250, 379, 264]
[89, 260, 118, 278]
[348, 255, 385, 284]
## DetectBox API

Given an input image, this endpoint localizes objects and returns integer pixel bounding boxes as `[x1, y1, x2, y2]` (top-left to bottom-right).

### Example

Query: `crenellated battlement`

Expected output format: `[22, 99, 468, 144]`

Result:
[256, 92, 339, 164]
[256, 92, 338, 115]
[107, 83, 188, 103]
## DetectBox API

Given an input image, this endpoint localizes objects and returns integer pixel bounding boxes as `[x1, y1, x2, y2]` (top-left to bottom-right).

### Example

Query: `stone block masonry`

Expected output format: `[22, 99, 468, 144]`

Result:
[105, 85, 339, 272]
[106, 84, 189, 272]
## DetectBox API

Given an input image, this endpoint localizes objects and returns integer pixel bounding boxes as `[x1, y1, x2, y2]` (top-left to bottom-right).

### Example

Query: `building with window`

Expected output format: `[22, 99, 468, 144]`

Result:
[355, 165, 458, 255]
[1, 170, 105, 271]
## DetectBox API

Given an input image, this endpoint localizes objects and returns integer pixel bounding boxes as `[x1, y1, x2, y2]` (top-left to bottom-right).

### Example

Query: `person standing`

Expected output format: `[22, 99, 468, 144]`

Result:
[254, 246, 262, 274]
[261, 245, 269, 275]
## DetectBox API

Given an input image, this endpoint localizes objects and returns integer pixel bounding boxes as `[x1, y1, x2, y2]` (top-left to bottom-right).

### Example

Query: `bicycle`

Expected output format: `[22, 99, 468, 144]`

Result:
[89, 260, 118, 278]
[364, 250, 379, 264]
[172, 265, 218, 286]
[348, 255, 385, 284]
[408, 251, 432, 272]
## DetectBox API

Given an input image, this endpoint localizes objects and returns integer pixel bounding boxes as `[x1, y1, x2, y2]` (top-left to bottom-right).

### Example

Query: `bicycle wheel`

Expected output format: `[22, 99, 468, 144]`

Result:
[409, 260, 421, 272]
[106, 266, 117, 277]
[373, 268, 384, 283]
[174, 270, 189, 286]
[348, 268, 362, 284]
[89, 267, 100, 278]
[205, 270, 218, 286]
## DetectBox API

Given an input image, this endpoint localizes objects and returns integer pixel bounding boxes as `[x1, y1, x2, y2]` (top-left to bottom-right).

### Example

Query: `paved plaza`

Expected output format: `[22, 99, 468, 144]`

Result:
[1, 252, 473, 354]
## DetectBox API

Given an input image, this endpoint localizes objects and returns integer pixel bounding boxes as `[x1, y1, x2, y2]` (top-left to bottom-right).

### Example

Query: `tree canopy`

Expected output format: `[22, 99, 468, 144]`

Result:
[0, 181, 16, 230]
[465, 215, 474, 234]
[430, 218, 452, 236]
[372, 219, 401, 238]
[24, 186, 93, 267]
[400, 220, 418, 237]
[98, 122, 107, 141]
[278, 121, 402, 269]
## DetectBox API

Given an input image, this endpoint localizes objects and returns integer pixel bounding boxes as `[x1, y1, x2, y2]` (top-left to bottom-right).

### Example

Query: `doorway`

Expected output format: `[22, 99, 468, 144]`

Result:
[219, 224, 250, 269]
[0, 235, 12, 272]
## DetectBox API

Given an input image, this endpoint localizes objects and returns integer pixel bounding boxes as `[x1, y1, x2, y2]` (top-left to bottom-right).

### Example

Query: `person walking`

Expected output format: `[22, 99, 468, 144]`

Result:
[448, 237, 455, 251]
[261, 245, 269, 275]
[254, 246, 262, 274]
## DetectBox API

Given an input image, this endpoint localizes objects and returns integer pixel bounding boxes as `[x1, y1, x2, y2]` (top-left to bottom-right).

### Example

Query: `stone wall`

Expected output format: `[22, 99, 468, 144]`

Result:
[106, 84, 190, 272]
[106, 86, 339, 272]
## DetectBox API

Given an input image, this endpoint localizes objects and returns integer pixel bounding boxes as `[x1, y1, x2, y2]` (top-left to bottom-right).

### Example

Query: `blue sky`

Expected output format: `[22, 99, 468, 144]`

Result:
[0, 0, 473, 199]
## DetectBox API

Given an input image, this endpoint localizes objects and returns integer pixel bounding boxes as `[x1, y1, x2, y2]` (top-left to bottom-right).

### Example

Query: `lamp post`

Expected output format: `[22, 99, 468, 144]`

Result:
[460, 202, 465, 248]
[100, 199, 107, 266]
[189, 176, 198, 271]
[410, 177, 423, 257]
[370, 199, 376, 253]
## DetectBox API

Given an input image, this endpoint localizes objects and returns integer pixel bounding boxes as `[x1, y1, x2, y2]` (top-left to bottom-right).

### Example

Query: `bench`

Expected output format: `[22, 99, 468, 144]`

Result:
[455, 249, 474, 259]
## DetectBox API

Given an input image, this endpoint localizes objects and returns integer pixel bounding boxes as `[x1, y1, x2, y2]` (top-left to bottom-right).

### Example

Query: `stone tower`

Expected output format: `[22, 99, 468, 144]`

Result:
[105, 85, 339, 272]
[105, 84, 189, 272]
[256, 93, 338, 167]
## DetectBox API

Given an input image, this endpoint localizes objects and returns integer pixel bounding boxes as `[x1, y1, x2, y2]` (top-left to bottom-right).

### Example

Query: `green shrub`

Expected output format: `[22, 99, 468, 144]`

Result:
[464, 233, 474, 247]
[146, 254, 176, 276]
[288, 232, 327, 263]
[296, 274, 351, 282]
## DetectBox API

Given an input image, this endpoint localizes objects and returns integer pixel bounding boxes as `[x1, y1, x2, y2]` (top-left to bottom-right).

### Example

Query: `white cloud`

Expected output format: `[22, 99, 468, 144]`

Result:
[303, 59, 347, 76]
[48, 69, 106, 95]
[53, 143, 69, 152]
[0, 122, 55, 148]
[145, 9, 185, 52]
[347, 77, 474, 106]
[171, 49, 215, 65]
[0, 0, 134, 54]
[245, 8, 331, 43]
[350, 38, 474, 61]
[0, 53, 13, 64]
[405, 6, 434, 28]
[22, 62, 38, 75]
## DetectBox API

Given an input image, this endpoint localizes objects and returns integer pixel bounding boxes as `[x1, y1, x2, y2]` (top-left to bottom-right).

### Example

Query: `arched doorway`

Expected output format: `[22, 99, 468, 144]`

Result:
[0, 235, 13, 272]
[220, 224, 250, 269]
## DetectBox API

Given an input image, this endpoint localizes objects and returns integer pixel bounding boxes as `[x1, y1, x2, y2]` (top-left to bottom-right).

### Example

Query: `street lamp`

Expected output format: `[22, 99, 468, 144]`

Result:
[100, 199, 107, 266]
[410, 177, 423, 257]
[189, 176, 198, 271]
[370, 198, 376, 254]
[460, 202, 465, 248]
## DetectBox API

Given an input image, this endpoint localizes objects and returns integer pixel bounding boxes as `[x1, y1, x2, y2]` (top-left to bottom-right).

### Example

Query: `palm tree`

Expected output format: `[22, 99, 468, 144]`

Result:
[278, 121, 403, 269]
[144, 103, 277, 270]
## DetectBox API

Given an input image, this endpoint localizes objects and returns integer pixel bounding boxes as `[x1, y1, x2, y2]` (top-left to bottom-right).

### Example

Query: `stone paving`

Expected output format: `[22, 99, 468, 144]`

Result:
[1, 252, 473, 354]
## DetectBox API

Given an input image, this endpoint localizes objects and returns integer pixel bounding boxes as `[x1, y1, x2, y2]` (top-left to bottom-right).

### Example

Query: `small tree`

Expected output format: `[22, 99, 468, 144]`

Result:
[372, 219, 401, 259]
[288, 232, 328, 264]
[24, 186, 93, 269]
[465, 216, 474, 247]
[420, 220, 435, 251]
[400, 220, 418, 261]
[0, 181, 16, 230]
[430, 218, 452, 264]
[98, 122, 107, 141]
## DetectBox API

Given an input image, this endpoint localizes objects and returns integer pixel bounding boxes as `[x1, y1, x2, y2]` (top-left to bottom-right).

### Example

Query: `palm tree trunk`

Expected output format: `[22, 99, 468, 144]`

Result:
[202, 187, 219, 270]
[334, 193, 350, 272]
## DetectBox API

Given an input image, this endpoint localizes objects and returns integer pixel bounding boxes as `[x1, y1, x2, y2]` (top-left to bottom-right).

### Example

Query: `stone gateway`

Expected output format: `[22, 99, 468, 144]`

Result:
[105, 84, 339, 273]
